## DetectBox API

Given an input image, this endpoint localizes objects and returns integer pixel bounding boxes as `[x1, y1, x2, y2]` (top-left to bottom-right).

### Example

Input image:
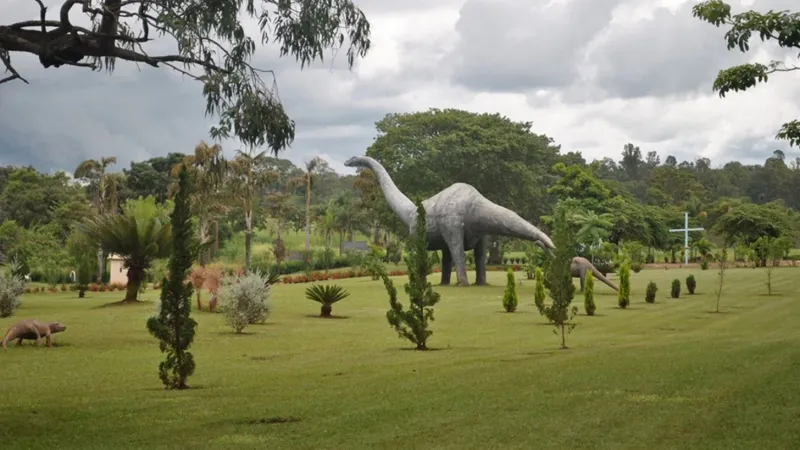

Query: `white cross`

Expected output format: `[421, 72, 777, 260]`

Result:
[669, 211, 704, 265]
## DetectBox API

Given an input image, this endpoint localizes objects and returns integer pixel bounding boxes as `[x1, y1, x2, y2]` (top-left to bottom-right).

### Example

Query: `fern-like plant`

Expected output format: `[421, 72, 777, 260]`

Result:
[305, 284, 350, 317]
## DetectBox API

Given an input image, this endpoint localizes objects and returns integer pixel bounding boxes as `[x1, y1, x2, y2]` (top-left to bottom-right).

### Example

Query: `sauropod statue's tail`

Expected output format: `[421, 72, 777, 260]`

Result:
[590, 264, 619, 292]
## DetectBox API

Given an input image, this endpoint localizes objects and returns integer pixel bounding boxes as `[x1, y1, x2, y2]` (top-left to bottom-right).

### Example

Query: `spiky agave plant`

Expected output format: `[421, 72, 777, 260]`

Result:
[305, 284, 350, 317]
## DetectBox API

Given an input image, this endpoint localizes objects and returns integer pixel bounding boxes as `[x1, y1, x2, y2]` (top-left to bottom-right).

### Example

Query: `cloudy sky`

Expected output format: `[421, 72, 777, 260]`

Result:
[1, 0, 798, 175]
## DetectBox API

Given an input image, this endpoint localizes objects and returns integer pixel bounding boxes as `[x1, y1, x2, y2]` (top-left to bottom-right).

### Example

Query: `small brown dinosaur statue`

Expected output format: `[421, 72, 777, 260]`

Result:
[1, 320, 67, 349]
[572, 256, 619, 292]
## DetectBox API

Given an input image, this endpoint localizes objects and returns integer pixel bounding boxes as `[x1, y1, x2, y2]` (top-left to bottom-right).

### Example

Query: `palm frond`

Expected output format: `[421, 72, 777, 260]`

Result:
[304, 284, 350, 305]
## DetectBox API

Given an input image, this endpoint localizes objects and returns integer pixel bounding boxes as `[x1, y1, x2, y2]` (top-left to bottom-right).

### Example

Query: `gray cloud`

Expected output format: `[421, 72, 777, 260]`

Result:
[446, 0, 624, 93]
[586, 4, 745, 98]
[0, 1, 415, 174]
[586, 0, 800, 99]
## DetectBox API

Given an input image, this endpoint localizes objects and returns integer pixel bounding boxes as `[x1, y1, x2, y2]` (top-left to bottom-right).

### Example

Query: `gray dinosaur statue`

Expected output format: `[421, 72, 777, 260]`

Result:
[572, 256, 618, 292]
[344, 155, 555, 286]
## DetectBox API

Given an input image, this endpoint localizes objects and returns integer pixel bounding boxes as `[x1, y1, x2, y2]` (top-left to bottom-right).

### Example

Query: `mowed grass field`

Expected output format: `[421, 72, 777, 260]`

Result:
[1, 267, 799, 449]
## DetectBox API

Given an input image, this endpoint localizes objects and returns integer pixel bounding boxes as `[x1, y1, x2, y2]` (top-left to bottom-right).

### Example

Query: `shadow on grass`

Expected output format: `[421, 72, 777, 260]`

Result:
[91, 299, 155, 309]
[213, 330, 258, 336]
[239, 416, 301, 425]
[303, 314, 350, 320]
[704, 310, 733, 315]
[397, 346, 450, 352]
[142, 384, 208, 391]
[494, 310, 533, 314]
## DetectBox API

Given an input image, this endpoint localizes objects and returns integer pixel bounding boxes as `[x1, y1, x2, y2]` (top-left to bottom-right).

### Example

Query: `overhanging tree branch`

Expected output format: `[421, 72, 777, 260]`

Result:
[693, 0, 800, 146]
[0, 0, 371, 154]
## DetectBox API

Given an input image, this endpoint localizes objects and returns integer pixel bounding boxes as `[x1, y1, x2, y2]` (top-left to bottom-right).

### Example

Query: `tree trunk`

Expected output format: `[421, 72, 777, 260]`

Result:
[213, 220, 219, 258]
[320, 303, 332, 317]
[339, 231, 344, 255]
[488, 237, 502, 265]
[244, 210, 253, 273]
[245, 230, 253, 273]
[304, 180, 311, 254]
[124, 267, 143, 302]
[96, 247, 104, 283]
[373, 222, 380, 245]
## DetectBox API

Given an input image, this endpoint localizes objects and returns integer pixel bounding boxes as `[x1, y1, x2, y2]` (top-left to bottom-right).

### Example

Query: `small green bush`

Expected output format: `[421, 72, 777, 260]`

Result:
[617, 260, 630, 309]
[645, 281, 657, 303]
[686, 274, 696, 295]
[502, 268, 518, 312]
[700, 259, 709, 270]
[584, 270, 596, 316]
[630, 261, 643, 273]
[671, 279, 681, 298]
[534, 267, 546, 315]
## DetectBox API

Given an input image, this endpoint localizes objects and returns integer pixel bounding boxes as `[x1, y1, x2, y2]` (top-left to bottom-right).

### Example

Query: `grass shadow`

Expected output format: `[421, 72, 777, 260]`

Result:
[303, 314, 350, 320]
[239, 416, 301, 425]
[142, 384, 207, 391]
[704, 310, 732, 315]
[213, 331, 258, 336]
[397, 346, 451, 352]
[494, 310, 532, 314]
[92, 299, 155, 309]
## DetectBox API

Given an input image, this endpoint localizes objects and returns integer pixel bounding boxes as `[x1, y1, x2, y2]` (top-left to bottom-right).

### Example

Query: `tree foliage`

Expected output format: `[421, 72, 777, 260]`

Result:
[146, 165, 199, 389]
[543, 204, 578, 349]
[617, 260, 630, 309]
[583, 270, 596, 316]
[692, 1, 800, 146]
[0, 0, 371, 153]
[383, 198, 440, 350]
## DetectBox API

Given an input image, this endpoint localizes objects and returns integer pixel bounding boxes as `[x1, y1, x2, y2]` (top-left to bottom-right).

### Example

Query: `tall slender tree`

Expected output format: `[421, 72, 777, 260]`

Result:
[147, 164, 199, 389]
[74, 156, 118, 282]
[169, 142, 228, 266]
[227, 150, 278, 272]
[288, 157, 328, 262]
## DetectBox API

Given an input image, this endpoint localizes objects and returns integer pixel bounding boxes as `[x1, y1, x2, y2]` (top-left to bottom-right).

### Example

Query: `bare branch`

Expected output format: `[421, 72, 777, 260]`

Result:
[0, 49, 28, 85]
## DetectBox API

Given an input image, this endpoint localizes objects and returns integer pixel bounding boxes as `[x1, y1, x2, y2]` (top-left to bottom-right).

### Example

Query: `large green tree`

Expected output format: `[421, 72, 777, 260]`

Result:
[80, 196, 172, 302]
[692, 1, 800, 146]
[364, 108, 562, 261]
[0, 0, 370, 153]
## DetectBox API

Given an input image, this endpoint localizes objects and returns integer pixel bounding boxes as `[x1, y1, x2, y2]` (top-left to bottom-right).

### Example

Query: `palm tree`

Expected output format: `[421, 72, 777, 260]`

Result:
[317, 201, 339, 249]
[288, 157, 328, 260]
[572, 210, 614, 262]
[79, 198, 172, 303]
[74, 156, 118, 282]
[227, 150, 278, 272]
[169, 141, 228, 266]
[305, 284, 350, 317]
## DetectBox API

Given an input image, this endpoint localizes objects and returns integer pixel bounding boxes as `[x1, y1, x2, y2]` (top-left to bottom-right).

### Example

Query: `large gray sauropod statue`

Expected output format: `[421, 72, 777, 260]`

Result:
[1, 319, 67, 349]
[572, 256, 618, 292]
[344, 155, 555, 286]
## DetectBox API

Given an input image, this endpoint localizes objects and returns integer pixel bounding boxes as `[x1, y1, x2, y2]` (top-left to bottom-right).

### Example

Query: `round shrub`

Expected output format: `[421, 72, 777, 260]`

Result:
[686, 275, 696, 295]
[216, 270, 271, 333]
[670, 279, 681, 298]
[645, 281, 658, 303]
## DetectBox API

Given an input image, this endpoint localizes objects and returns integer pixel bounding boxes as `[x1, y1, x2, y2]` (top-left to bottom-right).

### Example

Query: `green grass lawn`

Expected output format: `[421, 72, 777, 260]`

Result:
[1, 267, 799, 449]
